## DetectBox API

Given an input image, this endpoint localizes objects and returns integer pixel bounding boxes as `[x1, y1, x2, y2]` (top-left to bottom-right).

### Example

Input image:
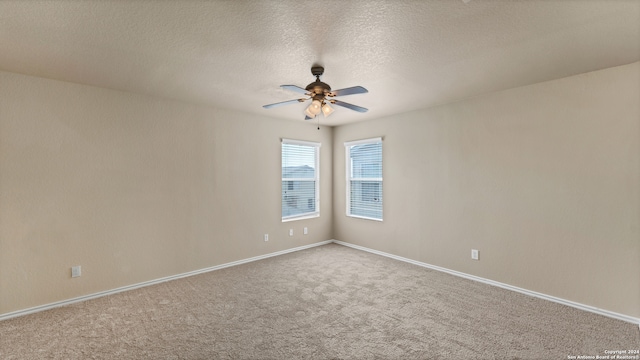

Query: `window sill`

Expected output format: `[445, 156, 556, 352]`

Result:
[346, 214, 383, 222]
[282, 213, 320, 222]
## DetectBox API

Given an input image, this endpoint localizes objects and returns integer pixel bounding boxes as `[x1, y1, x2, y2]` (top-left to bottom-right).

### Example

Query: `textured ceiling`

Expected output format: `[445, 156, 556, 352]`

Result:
[1, 0, 638, 126]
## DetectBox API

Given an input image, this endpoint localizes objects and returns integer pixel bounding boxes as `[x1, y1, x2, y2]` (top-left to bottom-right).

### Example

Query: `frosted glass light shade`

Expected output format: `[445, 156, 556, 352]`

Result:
[321, 103, 334, 117]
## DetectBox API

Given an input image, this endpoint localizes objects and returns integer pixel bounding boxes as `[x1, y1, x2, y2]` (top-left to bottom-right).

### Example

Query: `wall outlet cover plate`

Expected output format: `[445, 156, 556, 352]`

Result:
[71, 266, 81, 278]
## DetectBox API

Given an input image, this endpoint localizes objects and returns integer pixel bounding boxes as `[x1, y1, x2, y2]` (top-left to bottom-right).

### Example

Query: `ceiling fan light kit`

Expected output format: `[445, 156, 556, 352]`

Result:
[263, 66, 368, 124]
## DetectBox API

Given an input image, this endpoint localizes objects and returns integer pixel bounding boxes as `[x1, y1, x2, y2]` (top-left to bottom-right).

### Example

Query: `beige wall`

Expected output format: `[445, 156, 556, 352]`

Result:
[0, 71, 332, 315]
[333, 62, 640, 318]
[2, 62, 638, 320]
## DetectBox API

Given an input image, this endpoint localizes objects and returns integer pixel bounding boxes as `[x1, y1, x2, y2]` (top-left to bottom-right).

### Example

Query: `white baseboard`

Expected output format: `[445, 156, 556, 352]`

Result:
[0, 240, 332, 322]
[332, 240, 640, 327]
[3, 239, 638, 329]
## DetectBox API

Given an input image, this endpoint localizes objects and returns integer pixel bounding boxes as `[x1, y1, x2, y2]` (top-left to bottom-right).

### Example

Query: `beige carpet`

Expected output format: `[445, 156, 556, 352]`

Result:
[1, 243, 638, 359]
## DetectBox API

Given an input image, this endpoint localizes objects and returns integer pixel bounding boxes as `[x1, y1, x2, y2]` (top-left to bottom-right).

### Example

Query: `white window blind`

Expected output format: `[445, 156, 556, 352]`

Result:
[282, 139, 320, 221]
[345, 137, 383, 221]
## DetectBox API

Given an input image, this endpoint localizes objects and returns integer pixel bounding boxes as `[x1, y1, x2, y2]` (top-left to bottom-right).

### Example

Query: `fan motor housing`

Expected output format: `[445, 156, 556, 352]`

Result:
[305, 81, 331, 95]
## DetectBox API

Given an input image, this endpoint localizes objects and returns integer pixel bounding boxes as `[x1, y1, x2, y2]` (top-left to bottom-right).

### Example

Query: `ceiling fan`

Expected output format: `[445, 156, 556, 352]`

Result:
[263, 66, 368, 120]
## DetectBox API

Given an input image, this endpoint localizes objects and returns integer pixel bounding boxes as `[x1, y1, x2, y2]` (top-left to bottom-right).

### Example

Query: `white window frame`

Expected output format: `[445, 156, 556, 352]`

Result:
[345, 137, 383, 221]
[281, 138, 320, 222]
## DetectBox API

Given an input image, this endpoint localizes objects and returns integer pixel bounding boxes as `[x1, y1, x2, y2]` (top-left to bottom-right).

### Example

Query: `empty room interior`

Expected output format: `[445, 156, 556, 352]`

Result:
[1, 1, 639, 359]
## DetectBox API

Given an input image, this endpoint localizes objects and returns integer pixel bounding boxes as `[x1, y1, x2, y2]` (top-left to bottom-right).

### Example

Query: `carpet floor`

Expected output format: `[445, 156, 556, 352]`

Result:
[0, 243, 638, 359]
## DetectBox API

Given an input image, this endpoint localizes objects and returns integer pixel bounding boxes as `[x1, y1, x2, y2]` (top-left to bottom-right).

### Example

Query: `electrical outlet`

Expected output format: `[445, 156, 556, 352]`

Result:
[264, 234, 269, 242]
[303, 227, 308, 235]
[71, 265, 81, 278]
[289, 229, 293, 236]
[471, 249, 479, 260]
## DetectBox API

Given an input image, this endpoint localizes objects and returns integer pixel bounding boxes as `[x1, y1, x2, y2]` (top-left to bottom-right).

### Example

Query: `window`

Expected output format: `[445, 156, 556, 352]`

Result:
[345, 137, 383, 221]
[282, 139, 320, 221]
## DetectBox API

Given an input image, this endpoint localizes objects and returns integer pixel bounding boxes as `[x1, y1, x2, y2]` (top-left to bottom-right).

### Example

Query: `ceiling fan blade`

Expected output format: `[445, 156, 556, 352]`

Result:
[331, 100, 368, 113]
[329, 86, 368, 97]
[263, 98, 306, 109]
[304, 115, 314, 121]
[281, 85, 309, 95]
